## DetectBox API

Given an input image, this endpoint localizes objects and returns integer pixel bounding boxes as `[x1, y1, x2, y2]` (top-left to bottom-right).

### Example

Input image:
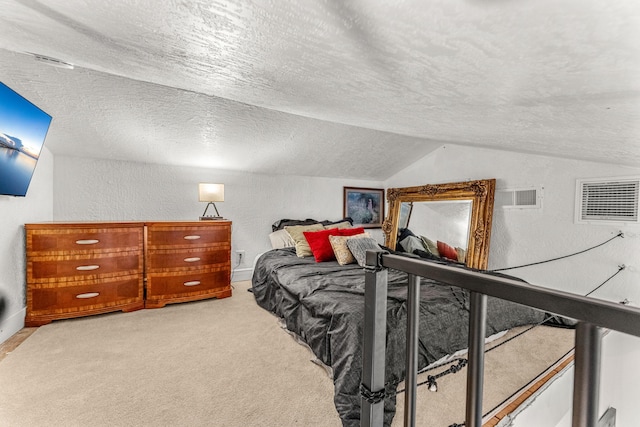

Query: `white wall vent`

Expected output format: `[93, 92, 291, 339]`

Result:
[496, 187, 542, 209]
[576, 177, 640, 225]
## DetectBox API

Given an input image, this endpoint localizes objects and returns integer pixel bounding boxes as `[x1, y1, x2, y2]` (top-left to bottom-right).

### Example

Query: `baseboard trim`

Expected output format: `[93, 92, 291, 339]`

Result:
[231, 267, 253, 283]
[0, 307, 26, 345]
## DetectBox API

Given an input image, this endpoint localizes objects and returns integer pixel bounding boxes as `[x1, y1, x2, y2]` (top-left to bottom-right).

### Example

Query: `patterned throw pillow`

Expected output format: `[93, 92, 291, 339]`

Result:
[346, 237, 381, 267]
[328, 232, 370, 265]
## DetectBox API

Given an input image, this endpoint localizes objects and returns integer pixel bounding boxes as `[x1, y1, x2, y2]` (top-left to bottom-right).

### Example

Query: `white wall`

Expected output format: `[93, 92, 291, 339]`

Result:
[598, 331, 640, 427]
[0, 147, 53, 343]
[52, 155, 385, 278]
[385, 144, 640, 425]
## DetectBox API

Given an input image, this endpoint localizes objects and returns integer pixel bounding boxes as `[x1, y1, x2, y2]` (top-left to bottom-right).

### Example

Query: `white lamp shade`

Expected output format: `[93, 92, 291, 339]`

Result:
[199, 183, 224, 202]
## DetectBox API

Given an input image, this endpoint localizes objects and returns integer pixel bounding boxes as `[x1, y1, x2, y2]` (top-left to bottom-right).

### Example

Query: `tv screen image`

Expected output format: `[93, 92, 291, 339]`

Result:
[0, 82, 52, 197]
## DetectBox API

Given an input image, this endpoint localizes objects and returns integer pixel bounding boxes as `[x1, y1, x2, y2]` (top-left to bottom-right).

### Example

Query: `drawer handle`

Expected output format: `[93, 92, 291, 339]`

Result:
[76, 265, 100, 271]
[183, 257, 201, 263]
[75, 239, 100, 245]
[183, 281, 201, 287]
[76, 292, 100, 299]
[184, 235, 201, 240]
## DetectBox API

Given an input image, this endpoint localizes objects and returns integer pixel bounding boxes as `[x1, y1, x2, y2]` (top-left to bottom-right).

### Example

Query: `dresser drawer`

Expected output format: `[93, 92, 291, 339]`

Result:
[147, 269, 230, 297]
[28, 250, 143, 282]
[146, 225, 231, 249]
[27, 275, 143, 316]
[145, 269, 231, 308]
[146, 247, 229, 272]
[27, 227, 143, 254]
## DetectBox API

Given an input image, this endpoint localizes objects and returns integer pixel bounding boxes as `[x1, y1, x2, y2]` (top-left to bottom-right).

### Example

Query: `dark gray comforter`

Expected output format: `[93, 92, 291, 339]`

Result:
[251, 248, 547, 426]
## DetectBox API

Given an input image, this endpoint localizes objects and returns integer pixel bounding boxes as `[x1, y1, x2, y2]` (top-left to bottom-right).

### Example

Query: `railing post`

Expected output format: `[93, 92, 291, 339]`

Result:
[404, 274, 421, 427]
[361, 251, 388, 427]
[466, 291, 487, 427]
[572, 321, 602, 427]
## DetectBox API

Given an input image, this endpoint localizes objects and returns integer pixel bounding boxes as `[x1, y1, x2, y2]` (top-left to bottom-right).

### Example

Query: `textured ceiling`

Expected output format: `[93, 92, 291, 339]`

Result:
[0, 0, 639, 179]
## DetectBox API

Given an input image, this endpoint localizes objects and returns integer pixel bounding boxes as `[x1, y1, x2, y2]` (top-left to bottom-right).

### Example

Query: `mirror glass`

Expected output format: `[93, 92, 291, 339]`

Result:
[402, 200, 472, 251]
[383, 179, 496, 269]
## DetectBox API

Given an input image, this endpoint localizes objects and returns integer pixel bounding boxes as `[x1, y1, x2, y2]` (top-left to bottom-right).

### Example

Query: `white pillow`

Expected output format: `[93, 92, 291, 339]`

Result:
[269, 229, 295, 249]
[399, 235, 425, 254]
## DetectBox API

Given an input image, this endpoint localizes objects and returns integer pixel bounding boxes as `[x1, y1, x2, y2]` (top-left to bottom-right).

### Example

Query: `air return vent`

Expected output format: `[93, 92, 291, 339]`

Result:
[576, 177, 639, 224]
[496, 187, 542, 209]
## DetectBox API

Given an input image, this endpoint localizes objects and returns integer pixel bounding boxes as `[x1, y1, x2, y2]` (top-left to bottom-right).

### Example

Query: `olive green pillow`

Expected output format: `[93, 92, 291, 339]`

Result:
[420, 236, 440, 257]
[284, 223, 325, 257]
[324, 220, 352, 230]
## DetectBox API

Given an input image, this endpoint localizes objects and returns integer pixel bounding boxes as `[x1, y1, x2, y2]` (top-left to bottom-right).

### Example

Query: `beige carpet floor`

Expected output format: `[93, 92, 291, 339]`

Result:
[0, 281, 574, 427]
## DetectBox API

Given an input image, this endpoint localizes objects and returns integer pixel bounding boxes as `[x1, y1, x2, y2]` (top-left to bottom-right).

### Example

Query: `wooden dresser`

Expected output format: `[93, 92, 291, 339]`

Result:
[25, 222, 145, 326]
[24, 220, 232, 326]
[145, 221, 232, 308]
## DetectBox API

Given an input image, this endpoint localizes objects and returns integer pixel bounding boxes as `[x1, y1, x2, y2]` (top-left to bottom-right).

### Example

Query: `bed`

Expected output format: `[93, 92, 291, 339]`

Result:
[253, 245, 569, 426]
[251, 180, 570, 426]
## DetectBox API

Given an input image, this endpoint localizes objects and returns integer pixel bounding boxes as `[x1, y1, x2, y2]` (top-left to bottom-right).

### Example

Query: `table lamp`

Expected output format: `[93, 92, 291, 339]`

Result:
[199, 183, 224, 220]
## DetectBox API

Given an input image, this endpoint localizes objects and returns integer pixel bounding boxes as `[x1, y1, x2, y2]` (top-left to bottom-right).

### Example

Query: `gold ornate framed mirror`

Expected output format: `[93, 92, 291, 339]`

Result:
[383, 179, 496, 270]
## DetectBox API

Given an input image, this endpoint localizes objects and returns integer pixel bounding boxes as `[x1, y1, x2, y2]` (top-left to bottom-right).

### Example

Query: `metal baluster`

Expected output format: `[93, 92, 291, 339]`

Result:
[572, 321, 602, 427]
[466, 292, 487, 427]
[404, 274, 421, 427]
[361, 262, 388, 427]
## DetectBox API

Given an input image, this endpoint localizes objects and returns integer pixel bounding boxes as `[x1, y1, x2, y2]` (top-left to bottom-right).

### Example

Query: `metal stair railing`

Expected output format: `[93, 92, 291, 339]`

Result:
[361, 250, 640, 427]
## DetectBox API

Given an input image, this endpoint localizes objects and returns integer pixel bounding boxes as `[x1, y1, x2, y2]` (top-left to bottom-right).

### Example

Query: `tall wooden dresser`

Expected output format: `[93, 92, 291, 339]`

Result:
[24, 220, 232, 326]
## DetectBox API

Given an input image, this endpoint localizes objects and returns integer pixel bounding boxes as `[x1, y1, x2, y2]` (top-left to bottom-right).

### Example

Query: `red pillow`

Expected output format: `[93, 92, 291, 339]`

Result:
[437, 241, 458, 261]
[303, 227, 366, 262]
[339, 227, 365, 237]
[304, 229, 343, 262]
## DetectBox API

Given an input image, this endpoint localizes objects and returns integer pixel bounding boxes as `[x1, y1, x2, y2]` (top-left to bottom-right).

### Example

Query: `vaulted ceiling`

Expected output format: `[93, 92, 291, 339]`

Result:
[1, 0, 639, 180]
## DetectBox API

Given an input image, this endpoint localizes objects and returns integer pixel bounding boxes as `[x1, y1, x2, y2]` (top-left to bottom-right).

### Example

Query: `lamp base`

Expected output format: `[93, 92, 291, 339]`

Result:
[199, 216, 224, 221]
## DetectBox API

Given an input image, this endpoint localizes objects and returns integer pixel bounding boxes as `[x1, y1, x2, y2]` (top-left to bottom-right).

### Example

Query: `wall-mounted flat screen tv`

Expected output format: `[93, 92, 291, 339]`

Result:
[0, 82, 52, 197]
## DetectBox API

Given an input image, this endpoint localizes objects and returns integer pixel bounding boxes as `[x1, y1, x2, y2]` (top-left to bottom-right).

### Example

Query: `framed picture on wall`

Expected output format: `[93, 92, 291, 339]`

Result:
[343, 187, 385, 228]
